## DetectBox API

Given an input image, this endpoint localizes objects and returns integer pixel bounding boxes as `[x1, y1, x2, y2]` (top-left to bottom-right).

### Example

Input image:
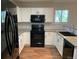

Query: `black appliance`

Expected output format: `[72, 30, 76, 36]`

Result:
[12, 15, 19, 48]
[63, 39, 74, 59]
[32, 24, 44, 32]
[31, 15, 45, 47]
[31, 31, 44, 47]
[31, 15, 45, 23]
[1, 11, 19, 56]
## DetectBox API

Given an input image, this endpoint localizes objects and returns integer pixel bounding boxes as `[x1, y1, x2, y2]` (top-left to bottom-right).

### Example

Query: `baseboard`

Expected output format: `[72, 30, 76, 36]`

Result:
[24, 44, 56, 48]
[24, 44, 30, 48]
[45, 45, 56, 48]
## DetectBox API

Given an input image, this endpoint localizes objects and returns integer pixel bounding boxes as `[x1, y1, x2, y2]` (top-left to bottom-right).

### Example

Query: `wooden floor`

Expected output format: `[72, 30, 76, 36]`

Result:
[2, 47, 62, 59]
[20, 47, 62, 59]
[1, 48, 19, 59]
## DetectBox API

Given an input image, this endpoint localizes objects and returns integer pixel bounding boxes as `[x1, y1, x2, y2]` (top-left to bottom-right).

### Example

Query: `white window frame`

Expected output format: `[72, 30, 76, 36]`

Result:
[54, 9, 69, 24]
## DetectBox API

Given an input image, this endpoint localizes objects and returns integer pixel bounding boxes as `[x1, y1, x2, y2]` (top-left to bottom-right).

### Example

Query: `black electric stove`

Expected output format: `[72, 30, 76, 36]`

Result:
[31, 15, 45, 47]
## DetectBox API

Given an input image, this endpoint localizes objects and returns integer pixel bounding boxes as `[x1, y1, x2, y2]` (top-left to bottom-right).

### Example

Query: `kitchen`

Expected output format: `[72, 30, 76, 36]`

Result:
[1, 0, 77, 59]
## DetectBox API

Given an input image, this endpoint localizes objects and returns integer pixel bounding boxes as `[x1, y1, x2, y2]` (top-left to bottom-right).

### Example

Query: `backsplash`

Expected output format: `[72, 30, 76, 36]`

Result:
[18, 22, 77, 35]
[44, 23, 65, 31]
[73, 29, 77, 35]
[64, 24, 77, 35]
[18, 22, 67, 32]
[18, 22, 31, 31]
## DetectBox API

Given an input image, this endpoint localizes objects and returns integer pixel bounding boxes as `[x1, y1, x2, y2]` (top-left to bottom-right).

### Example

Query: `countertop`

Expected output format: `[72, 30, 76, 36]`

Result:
[58, 33, 77, 47]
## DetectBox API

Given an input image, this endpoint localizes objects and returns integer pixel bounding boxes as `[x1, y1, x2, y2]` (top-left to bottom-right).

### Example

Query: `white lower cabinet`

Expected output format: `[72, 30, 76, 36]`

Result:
[58, 37, 64, 56]
[45, 32, 64, 56]
[45, 32, 56, 46]
[19, 33, 24, 54]
[19, 32, 30, 54]
[56, 34, 64, 56]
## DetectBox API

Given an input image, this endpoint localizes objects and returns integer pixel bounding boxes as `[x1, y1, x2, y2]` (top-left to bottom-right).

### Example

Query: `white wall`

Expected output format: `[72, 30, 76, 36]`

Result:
[55, 3, 77, 29]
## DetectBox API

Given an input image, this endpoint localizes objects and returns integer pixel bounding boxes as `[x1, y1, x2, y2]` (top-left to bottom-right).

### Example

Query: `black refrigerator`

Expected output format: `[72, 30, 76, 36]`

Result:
[1, 11, 19, 59]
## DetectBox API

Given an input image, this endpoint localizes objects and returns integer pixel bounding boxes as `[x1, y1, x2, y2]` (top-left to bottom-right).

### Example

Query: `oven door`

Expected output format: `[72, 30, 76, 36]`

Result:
[32, 24, 44, 32]
[31, 31, 44, 47]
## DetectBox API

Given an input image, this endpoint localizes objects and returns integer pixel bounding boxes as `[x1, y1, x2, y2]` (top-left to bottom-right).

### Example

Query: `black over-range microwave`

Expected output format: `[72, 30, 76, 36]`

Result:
[31, 15, 45, 23]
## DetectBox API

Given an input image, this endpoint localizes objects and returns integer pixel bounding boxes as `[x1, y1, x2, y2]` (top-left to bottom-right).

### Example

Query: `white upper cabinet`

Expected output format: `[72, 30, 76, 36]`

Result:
[17, 8, 32, 22]
[44, 8, 54, 22]
[17, 7, 54, 22]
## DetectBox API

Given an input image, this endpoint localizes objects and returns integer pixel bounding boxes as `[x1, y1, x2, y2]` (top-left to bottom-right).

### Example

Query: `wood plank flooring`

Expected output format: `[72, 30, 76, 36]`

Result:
[1, 48, 19, 59]
[2, 46, 62, 59]
[19, 47, 62, 59]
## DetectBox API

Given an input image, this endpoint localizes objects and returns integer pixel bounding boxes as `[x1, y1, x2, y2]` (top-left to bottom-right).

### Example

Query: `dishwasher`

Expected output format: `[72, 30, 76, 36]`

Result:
[63, 39, 74, 59]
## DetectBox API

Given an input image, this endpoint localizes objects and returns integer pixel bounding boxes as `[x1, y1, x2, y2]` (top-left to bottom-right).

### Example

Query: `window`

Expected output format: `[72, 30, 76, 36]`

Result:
[1, 11, 6, 23]
[55, 10, 69, 23]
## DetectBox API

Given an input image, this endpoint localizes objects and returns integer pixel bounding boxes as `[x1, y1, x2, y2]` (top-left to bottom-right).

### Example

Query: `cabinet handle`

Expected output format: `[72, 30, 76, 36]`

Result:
[37, 42, 42, 44]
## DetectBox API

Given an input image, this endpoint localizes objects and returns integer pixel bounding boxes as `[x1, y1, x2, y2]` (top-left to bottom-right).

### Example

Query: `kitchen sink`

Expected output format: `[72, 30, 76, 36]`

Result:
[59, 32, 76, 36]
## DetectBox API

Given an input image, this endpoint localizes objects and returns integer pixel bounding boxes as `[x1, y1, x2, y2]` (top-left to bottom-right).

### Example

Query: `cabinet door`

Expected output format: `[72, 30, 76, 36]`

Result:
[56, 38, 60, 52]
[58, 37, 64, 56]
[55, 34, 59, 49]
[19, 34, 24, 54]
[23, 32, 30, 46]
[19, 32, 30, 53]
[44, 8, 54, 22]
[56, 34, 64, 56]
[45, 32, 56, 46]
[17, 8, 31, 22]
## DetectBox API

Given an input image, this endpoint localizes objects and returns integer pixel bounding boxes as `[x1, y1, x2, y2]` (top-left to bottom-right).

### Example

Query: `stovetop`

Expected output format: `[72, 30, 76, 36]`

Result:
[59, 32, 76, 36]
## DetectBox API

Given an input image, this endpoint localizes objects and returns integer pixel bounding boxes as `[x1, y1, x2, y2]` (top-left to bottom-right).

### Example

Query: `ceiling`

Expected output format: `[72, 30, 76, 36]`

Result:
[10, 0, 76, 2]
[2, 0, 77, 8]
[9, 0, 77, 7]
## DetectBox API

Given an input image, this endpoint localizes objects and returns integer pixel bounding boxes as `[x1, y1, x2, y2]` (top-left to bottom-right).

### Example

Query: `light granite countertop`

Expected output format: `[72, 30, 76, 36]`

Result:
[58, 33, 77, 47]
[64, 36, 77, 47]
